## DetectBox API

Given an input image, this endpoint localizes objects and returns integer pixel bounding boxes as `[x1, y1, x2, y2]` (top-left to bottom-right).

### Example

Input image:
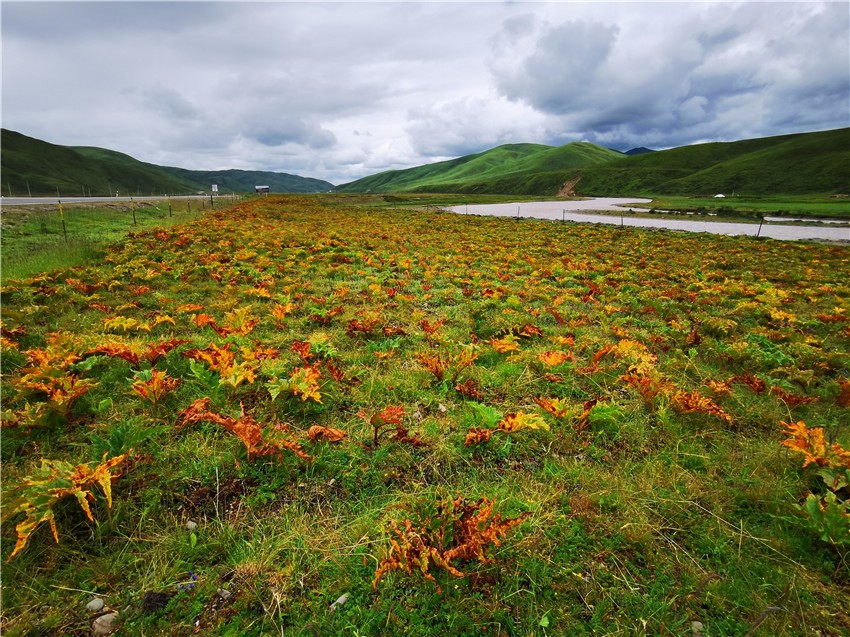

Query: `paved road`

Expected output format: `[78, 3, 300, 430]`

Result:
[0, 194, 220, 206]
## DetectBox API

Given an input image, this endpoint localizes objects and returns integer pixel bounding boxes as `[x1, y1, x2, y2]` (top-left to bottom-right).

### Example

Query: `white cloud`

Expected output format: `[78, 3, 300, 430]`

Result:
[2, 1, 847, 183]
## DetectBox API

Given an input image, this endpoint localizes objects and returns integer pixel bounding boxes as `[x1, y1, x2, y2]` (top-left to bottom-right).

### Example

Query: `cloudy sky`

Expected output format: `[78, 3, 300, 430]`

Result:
[2, 1, 848, 185]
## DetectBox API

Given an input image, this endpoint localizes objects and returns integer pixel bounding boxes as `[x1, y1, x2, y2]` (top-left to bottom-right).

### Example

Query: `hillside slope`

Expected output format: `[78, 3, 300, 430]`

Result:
[1, 129, 334, 196]
[1, 129, 197, 196]
[337, 142, 623, 194]
[338, 128, 849, 196]
[74, 147, 334, 194]
[569, 128, 850, 196]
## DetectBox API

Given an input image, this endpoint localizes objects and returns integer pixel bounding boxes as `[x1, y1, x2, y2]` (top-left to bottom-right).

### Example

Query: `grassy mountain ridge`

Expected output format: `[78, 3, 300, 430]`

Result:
[1, 129, 334, 196]
[567, 128, 850, 196]
[337, 142, 623, 194]
[1, 129, 197, 196]
[338, 128, 849, 196]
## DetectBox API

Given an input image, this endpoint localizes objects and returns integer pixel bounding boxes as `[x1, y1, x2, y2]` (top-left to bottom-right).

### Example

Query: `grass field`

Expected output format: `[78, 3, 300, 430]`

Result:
[1, 195, 848, 636]
[630, 195, 850, 220]
[0, 199, 212, 280]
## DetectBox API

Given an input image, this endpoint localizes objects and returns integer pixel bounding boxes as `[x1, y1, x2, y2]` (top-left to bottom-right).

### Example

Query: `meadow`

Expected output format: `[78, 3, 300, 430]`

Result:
[1, 195, 848, 636]
[0, 199, 210, 280]
[629, 195, 850, 221]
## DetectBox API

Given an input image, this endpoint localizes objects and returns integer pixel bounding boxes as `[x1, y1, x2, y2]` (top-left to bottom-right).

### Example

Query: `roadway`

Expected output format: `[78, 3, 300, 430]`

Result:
[0, 194, 223, 207]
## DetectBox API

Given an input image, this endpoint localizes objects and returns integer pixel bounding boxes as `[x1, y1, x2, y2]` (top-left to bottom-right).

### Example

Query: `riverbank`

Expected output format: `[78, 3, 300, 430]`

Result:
[448, 199, 850, 242]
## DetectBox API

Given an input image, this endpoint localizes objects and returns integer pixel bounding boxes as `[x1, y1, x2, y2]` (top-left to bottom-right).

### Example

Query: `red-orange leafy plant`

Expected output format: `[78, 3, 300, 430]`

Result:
[465, 411, 549, 446]
[177, 398, 309, 462]
[307, 425, 347, 443]
[88, 338, 188, 368]
[780, 421, 850, 469]
[183, 343, 259, 394]
[373, 496, 530, 593]
[367, 405, 426, 448]
[670, 390, 733, 425]
[416, 346, 478, 385]
[130, 369, 180, 410]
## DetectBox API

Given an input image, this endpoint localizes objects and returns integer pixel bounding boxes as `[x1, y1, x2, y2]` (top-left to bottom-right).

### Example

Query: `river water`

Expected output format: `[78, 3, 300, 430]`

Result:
[448, 199, 850, 242]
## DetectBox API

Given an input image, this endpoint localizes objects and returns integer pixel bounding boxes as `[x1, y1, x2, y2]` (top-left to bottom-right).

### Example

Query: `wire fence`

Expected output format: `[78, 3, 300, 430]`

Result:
[1, 194, 247, 280]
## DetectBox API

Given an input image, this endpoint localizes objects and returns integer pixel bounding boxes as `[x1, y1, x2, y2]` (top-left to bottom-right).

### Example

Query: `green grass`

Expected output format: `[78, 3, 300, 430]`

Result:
[1, 195, 848, 636]
[0, 200, 205, 280]
[632, 195, 850, 219]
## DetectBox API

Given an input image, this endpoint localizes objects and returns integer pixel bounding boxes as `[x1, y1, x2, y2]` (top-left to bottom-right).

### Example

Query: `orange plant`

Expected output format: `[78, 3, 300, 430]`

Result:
[177, 398, 309, 462]
[781, 421, 850, 469]
[367, 405, 426, 448]
[88, 338, 188, 368]
[537, 350, 573, 367]
[183, 343, 259, 393]
[465, 411, 549, 446]
[5, 454, 126, 560]
[670, 389, 733, 424]
[416, 346, 478, 385]
[130, 369, 180, 410]
[416, 353, 449, 382]
[488, 334, 520, 354]
[14, 345, 98, 422]
[373, 496, 529, 593]
[307, 425, 347, 443]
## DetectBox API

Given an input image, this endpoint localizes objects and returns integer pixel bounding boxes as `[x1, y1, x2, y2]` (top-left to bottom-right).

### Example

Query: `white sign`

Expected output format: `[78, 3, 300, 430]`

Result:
[211, 184, 218, 193]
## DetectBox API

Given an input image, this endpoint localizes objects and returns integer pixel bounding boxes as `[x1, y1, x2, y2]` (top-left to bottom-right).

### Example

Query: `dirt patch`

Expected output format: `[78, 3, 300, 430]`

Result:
[557, 176, 581, 197]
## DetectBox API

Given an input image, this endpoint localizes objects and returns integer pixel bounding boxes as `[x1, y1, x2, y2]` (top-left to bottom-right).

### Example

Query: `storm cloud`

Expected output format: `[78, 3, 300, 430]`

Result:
[2, 1, 847, 184]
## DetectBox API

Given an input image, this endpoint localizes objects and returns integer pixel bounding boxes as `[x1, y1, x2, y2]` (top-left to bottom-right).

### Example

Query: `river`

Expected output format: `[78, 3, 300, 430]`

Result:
[447, 199, 850, 242]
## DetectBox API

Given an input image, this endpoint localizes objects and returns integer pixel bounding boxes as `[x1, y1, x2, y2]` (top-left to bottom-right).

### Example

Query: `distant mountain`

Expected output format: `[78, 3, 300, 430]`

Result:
[624, 147, 655, 156]
[336, 142, 623, 195]
[339, 128, 850, 196]
[0, 129, 334, 196]
[566, 128, 850, 196]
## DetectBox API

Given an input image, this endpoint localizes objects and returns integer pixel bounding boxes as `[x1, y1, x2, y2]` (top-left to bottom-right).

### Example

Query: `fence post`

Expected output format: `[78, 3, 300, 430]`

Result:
[131, 198, 137, 226]
[169, 198, 173, 217]
[59, 200, 68, 243]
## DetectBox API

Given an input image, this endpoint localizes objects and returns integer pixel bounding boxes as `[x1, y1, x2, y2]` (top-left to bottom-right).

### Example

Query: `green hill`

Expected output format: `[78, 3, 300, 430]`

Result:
[1, 129, 196, 196]
[337, 128, 849, 196]
[568, 128, 850, 196]
[158, 167, 334, 194]
[0, 129, 334, 196]
[73, 147, 334, 194]
[336, 142, 623, 194]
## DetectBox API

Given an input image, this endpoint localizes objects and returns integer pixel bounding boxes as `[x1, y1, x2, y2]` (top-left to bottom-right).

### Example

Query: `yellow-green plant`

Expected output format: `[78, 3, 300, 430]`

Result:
[4, 454, 126, 560]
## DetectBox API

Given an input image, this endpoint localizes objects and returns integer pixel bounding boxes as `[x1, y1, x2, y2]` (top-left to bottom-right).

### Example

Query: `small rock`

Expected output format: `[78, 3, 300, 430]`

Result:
[216, 588, 232, 601]
[186, 520, 198, 531]
[85, 597, 105, 612]
[438, 404, 447, 413]
[691, 621, 705, 637]
[92, 611, 119, 636]
[329, 592, 349, 612]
